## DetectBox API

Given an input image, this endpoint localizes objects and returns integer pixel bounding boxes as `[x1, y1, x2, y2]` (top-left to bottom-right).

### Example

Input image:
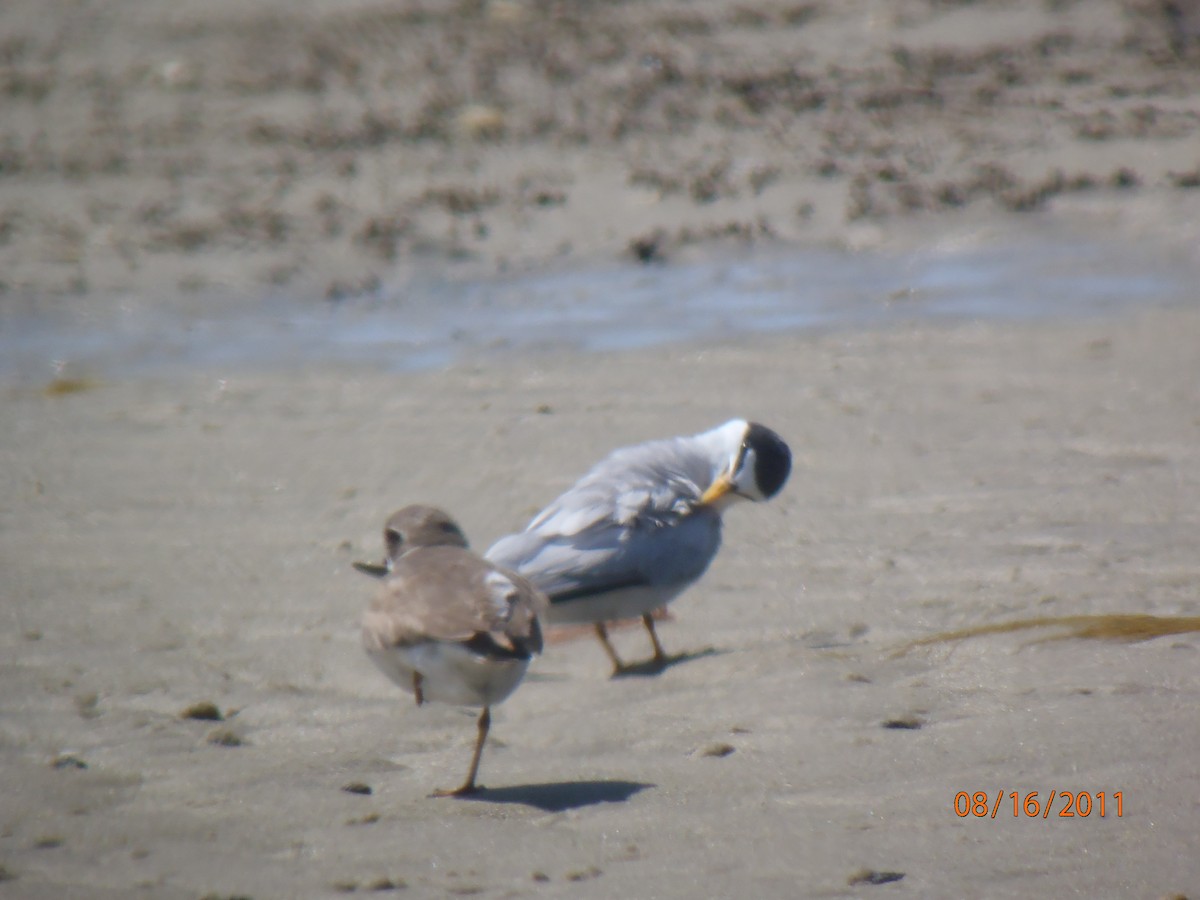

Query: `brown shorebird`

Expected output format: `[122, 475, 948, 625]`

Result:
[359, 505, 546, 796]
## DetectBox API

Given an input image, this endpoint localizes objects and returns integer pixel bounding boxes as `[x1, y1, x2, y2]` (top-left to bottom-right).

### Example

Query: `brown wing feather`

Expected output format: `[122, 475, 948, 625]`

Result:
[363, 545, 545, 657]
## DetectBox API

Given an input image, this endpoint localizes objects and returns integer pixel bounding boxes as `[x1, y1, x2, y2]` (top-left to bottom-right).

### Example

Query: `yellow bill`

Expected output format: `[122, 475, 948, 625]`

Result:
[699, 472, 736, 506]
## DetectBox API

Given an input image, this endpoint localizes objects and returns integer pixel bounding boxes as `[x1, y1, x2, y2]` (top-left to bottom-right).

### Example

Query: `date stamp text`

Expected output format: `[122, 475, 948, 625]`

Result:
[954, 790, 1123, 818]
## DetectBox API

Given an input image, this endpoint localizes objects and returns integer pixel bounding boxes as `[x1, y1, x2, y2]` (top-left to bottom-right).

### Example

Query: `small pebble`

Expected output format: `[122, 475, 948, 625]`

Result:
[367, 876, 404, 891]
[882, 716, 923, 730]
[43, 377, 97, 397]
[629, 231, 665, 263]
[206, 728, 244, 747]
[456, 104, 505, 140]
[565, 866, 602, 882]
[342, 782, 373, 795]
[848, 869, 905, 886]
[182, 701, 223, 721]
[74, 692, 100, 718]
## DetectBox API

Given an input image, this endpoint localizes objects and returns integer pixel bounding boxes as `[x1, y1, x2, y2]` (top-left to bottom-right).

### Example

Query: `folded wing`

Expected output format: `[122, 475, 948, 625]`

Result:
[364, 546, 544, 658]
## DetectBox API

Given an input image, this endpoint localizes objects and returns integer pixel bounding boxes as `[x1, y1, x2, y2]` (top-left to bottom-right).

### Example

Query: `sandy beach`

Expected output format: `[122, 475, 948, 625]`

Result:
[4, 306, 1200, 898]
[3, 0, 1200, 898]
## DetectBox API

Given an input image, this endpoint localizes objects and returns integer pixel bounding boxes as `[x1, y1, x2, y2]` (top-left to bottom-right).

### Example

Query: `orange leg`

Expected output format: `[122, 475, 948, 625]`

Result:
[594, 621, 627, 675]
[642, 613, 668, 664]
[433, 706, 489, 797]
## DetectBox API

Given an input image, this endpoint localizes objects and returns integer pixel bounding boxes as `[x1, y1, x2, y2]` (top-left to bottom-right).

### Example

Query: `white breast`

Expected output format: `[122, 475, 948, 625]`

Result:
[365, 641, 529, 708]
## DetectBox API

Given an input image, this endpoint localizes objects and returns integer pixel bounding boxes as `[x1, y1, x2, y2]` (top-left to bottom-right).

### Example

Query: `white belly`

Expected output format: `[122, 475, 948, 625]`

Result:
[366, 641, 529, 707]
[543, 583, 687, 625]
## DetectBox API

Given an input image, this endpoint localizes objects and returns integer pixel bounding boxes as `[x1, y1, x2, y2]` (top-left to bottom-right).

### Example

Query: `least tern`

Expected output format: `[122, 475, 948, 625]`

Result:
[360, 505, 546, 796]
[486, 419, 791, 675]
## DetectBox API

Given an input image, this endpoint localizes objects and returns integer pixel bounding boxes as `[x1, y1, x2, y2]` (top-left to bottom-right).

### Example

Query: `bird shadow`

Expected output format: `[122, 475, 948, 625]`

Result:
[611, 645, 724, 678]
[457, 779, 653, 812]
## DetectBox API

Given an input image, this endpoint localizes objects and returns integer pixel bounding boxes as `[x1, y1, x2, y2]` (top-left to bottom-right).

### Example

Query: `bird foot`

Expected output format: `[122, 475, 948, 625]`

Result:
[609, 655, 671, 678]
[430, 783, 482, 798]
[609, 647, 719, 678]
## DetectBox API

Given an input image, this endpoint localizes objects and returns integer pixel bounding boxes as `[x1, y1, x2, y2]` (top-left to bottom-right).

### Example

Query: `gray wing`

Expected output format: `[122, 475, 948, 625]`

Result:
[487, 512, 722, 602]
[523, 434, 719, 534]
[486, 431, 727, 601]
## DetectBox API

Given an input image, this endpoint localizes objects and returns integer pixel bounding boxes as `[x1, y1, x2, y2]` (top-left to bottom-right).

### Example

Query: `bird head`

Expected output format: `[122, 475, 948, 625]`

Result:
[383, 505, 469, 560]
[698, 420, 792, 509]
[354, 505, 469, 577]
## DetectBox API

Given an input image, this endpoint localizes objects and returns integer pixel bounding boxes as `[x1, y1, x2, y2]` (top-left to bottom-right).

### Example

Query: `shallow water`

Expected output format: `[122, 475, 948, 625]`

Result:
[1, 236, 1194, 382]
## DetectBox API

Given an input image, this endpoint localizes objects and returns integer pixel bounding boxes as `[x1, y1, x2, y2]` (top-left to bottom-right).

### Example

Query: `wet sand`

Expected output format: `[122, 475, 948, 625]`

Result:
[2, 0, 1200, 897]
[3, 306, 1199, 898]
[1, 0, 1199, 305]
